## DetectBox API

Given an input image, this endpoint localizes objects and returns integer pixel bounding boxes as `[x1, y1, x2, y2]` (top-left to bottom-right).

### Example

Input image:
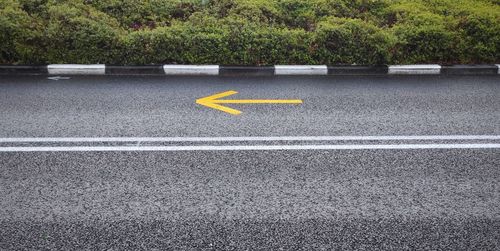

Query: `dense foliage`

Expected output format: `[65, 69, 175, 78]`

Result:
[1, 0, 499, 64]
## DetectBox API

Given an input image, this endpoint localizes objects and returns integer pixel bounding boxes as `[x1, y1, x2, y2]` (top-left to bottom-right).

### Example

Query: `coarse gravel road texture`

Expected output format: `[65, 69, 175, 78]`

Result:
[0, 75, 499, 250]
[0, 75, 499, 137]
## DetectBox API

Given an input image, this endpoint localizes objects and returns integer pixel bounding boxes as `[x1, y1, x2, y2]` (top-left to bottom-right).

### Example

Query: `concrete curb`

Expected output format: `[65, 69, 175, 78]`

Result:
[219, 66, 274, 76]
[163, 65, 219, 75]
[441, 65, 499, 75]
[0, 64, 499, 76]
[106, 65, 164, 75]
[275, 65, 328, 75]
[388, 65, 441, 75]
[328, 65, 388, 75]
[0, 65, 48, 75]
[47, 64, 105, 75]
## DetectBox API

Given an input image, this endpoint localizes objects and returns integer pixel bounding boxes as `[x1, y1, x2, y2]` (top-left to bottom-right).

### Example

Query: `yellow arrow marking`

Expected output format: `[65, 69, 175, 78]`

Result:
[196, 90, 303, 115]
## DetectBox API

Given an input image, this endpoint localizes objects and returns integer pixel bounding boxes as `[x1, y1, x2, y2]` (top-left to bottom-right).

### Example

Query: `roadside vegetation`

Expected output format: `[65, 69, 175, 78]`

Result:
[1, 0, 499, 65]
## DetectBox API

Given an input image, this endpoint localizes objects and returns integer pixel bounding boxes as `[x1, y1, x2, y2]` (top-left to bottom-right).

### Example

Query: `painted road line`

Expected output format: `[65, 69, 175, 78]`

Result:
[1, 135, 500, 143]
[275, 65, 328, 75]
[196, 90, 303, 115]
[47, 64, 105, 75]
[1, 144, 500, 152]
[388, 65, 441, 75]
[163, 65, 219, 75]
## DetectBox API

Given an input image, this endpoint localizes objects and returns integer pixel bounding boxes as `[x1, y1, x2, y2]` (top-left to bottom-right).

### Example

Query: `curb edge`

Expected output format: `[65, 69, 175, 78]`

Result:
[0, 64, 498, 76]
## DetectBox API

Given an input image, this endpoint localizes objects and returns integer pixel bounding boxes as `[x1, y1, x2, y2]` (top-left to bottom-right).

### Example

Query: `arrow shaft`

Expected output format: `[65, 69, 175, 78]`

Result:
[215, 100, 303, 104]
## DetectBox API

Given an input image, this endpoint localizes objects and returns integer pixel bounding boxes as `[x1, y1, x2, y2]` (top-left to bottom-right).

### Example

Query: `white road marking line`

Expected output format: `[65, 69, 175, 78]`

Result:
[1, 144, 499, 152]
[0, 135, 500, 143]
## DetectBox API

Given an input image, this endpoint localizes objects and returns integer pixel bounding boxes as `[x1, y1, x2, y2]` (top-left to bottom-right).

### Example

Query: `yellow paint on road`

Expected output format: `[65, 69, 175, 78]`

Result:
[196, 90, 303, 115]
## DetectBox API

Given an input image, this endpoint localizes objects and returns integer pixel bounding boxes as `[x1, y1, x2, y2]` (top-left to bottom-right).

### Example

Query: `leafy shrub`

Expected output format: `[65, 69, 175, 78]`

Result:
[277, 0, 317, 30]
[459, 14, 500, 63]
[390, 13, 458, 64]
[122, 20, 229, 64]
[0, 0, 498, 64]
[91, 0, 201, 28]
[122, 16, 312, 65]
[211, 16, 313, 64]
[43, 2, 123, 63]
[314, 18, 393, 64]
[0, 0, 43, 63]
[452, 2, 500, 63]
[385, 0, 500, 64]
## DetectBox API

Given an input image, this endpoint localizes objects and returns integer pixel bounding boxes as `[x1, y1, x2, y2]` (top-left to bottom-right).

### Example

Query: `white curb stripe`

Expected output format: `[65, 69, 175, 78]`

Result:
[275, 65, 328, 75]
[1, 144, 499, 152]
[389, 65, 441, 75]
[47, 64, 105, 75]
[1, 135, 499, 143]
[163, 65, 219, 75]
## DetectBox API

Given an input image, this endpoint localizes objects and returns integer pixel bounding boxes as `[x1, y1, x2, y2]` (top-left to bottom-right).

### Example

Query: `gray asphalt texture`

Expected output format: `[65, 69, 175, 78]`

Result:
[1, 75, 500, 250]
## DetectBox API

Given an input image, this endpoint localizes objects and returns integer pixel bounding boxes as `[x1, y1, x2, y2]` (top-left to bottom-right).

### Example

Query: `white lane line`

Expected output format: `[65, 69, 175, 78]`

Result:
[1, 135, 500, 143]
[1, 144, 499, 152]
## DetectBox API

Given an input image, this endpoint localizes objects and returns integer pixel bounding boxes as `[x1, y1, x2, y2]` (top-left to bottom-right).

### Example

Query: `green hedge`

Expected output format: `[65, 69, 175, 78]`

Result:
[0, 0, 41, 64]
[1, 0, 499, 65]
[314, 17, 393, 64]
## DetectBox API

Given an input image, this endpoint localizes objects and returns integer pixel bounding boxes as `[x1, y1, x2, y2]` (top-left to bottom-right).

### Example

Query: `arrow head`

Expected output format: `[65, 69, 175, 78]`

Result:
[196, 90, 242, 115]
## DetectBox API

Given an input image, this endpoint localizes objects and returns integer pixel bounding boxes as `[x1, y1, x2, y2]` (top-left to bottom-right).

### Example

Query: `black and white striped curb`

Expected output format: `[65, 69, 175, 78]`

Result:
[1, 64, 499, 76]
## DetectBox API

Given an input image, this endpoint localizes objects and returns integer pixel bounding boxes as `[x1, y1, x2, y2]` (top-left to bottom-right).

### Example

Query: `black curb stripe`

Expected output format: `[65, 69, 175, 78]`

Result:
[328, 65, 388, 75]
[105, 65, 164, 75]
[219, 66, 275, 76]
[0, 65, 48, 75]
[441, 65, 498, 75]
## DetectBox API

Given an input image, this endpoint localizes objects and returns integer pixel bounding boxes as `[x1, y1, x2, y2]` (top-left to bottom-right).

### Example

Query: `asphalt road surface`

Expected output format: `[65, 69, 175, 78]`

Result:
[0, 75, 499, 250]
